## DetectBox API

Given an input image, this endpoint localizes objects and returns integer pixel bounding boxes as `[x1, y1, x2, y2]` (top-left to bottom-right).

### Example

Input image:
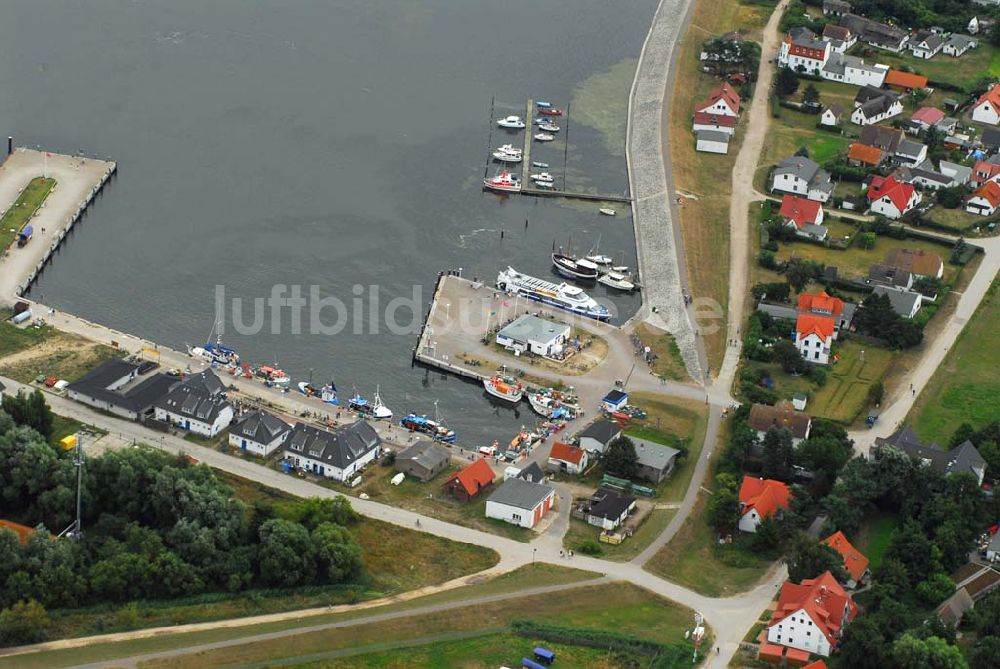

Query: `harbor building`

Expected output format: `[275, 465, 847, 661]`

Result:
[228, 410, 292, 457]
[496, 314, 571, 357]
[154, 372, 234, 438]
[66, 359, 180, 422]
[283, 421, 381, 482]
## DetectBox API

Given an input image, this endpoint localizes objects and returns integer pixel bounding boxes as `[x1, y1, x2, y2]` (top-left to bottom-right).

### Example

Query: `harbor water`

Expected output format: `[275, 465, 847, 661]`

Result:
[1, 0, 657, 445]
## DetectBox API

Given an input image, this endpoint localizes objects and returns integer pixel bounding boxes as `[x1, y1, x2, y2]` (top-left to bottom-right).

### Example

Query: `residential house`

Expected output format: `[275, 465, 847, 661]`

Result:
[935, 116, 959, 135]
[583, 490, 637, 530]
[779, 194, 827, 241]
[851, 86, 902, 125]
[497, 314, 571, 357]
[893, 161, 952, 190]
[873, 426, 987, 485]
[910, 106, 945, 132]
[799, 291, 854, 330]
[695, 129, 730, 154]
[738, 475, 791, 533]
[972, 155, 1000, 186]
[602, 389, 628, 413]
[577, 420, 622, 455]
[228, 410, 291, 457]
[847, 142, 883, 167]
[883, 248, 943, 278]
[748, 403, 813, 446]
[859, 125, 903, 153]
[867, 175, 921, 219]
[841, 14, 908, 52]
[66, 358, 177, 422]
[972, 84, 1000, 125]
[980, 127, 1000, 152]
[868, 263, 914, 289]
[695, 82, 741, 117]
[909, 30, 945, 59]
[944, 133, 973, 151]
[442, 458, 495, 502]
[283, 420, 380, 482]
[938, 160, 972, 185]
[632, 437, 681, 484]
[547, 441, 589, 475]
[822, 0, 851, 16]
[766, 571, 858, 657]
[821, 53, 887, 87]
[770, 157, 834, 202]
[511, 462, 546, 484]
[692, 111, 737, 136]
[394, 439, 451, 482]
[153, 371, 233, 437]
[485, 477, 555, 529]
[821, 24, 856, 53]
[794, 313, 836, 364]
[778, 27, 831, 75]
[943, 34, 977, 57]
[967, 180, 1000, 215]
[894, 138, 928, 166]
[872, 285, 923, 319]
[822, 531, 871, 589]
[883, 70, 928, 93]
[820, 104, 844, 127]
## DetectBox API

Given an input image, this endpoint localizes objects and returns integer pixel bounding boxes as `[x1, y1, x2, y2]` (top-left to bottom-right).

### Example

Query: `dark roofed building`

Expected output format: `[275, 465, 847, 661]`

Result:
[154, 373, 233, 438]
[873, 426, 987, 485]
[584, 490, 637, 530]
[284, 420, 381, 482]
[67, 358, 177, 421]
[859, 125, 903, 153]
[748, 403, 812, 445]
[578, 420, 623, 454]
[485, 477, 555, 529]
[228, 410, 291, 457]
[395, 439, 451, 482]
[867, 263, 914, 289]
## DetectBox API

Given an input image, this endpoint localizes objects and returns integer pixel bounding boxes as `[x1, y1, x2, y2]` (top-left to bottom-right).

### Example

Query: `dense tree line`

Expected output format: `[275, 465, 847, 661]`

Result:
[0, 408, 364, 643]
[854, 292, 925, 348]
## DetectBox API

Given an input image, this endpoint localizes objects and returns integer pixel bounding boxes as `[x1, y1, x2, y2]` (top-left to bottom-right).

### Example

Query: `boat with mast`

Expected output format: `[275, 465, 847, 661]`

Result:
[298, 375, 339, 405]
[400, 401, 456, 443]
[483, 374, 524, 403]
[551, 252, 598, 281]
[187, 321, 240, 366]
[348, 386, 393, 420]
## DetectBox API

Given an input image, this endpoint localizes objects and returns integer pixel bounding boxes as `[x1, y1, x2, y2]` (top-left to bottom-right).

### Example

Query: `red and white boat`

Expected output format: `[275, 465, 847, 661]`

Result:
[538, 106, 562, 116]
[483, 170, 521, 193]
[483, 375, 524, 403]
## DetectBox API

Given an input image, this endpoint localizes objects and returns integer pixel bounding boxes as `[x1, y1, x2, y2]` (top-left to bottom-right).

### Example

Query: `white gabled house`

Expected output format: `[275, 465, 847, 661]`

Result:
[778, 27, 831, 75]
[908, 30, 945, 59]
[770, 157, 835, 202]
[153, 370, 233, 437]
[228, 410, 291, 457]
[694, 82, 741, 117]
[738, 475, 791, 533]
[851, 86, 903, 126]
[867, 175, 921, 219]
[972, 84, 1000, 125]
[283, 420, 380, 482]
[966, 180, 1000, 216]
[485, 478, 555, 529]
[794, 313, 835, 365]
[766, 571, 858, 657]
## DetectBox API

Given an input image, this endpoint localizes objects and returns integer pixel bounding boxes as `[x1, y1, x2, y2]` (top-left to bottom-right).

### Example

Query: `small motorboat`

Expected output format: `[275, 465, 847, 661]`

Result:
[586, 253, 613, 266]
[534, 180, 555, 189]
[532, 161, 549, 168]
[536, 101, 553, 108]
[530, 172, 554, 183]
[497, 115, 526, 129]
[598, 271, 636, 291]
[534, 118, 550, 125]
[552, 252, 599, 281]
[534, 133, 555, 142]
[538, 107, 563, 116]
[492, 143, 523, 163]
[611, 265, 629, 273]
[599, 208, 616, 216]
[298, 381, 339, 405]
[538, 122, 560, 132]
[483, 170, 521, 193]
[483, 375, 524, 403]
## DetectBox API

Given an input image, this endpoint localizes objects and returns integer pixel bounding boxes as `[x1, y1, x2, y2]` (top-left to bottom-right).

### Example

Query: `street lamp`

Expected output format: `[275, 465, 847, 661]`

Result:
[532, 548, 537, 564]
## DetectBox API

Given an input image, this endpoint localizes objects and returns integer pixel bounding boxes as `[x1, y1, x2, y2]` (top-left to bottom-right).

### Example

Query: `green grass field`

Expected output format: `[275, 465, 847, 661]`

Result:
[0, 176, 55, 250]
[634, 322, 689, 381]
[854, 512, 898, 572]
[909, 278, 1000, 443]
[563, 508, 676, 562]
[0, 320, 51, 358]
[863, 43, 997, 94]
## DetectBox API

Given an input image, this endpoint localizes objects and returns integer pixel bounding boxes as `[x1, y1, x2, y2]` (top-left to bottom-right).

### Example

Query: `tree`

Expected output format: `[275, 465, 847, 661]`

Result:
[775, 67, 800, 97]
[0, 599, 49, 644]
[884, 519, 939, 585]
[709, 473, 741, 534]
[936, 185, 967, 209]
[784, 259, 814, 292]
[971, 636, 1000, 668]
[257, 518, 316, 587]
[891, 633, 968, 669]
[916, 572, 955, 606]
[859, 231, 877, 249]
[603, 437, 639, 479]
[761, 427, 794, 481]
[772, 340, 807, 374]
[802, 83, 820, 105]
[311, 522, 363, 583]
[785, 535, 846, 583]
[838, 617, 888, 669]
[979, 441, 1000, 480]
[1, 390, 54, 440]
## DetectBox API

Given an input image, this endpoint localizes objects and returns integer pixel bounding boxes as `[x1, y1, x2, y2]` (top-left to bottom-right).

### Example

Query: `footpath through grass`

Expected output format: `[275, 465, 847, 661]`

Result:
[908, 278, 1000, 443]
[633, 323, 689, 381]
[0, 176, 55, 250]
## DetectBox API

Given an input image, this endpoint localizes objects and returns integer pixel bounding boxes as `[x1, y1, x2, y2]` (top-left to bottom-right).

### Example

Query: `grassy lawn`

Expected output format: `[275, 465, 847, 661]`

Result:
[854, 512, 898, 572]
[669, 0, 774, 374]
[131, 582, 700, 669]
[0, 337, 126, 384]
[563, 508, 676, 561]
[0, 320, 52, 358]
[926, 206, 997, 235]
[908, 278, 1000, 443]
[858, 43, 997, 94]
[645, 492, 774, 597]
[633, 322, 689, 381]
[625, 392, 710, 501]
[0, 176, 55, 250]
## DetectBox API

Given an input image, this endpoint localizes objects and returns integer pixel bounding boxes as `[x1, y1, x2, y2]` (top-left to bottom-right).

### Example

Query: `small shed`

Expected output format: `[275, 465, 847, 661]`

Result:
[792, 394, 808, 411]
[395, 439, 451, 482]
[695, 129, 730, 154]
[602, 389, 628, 413]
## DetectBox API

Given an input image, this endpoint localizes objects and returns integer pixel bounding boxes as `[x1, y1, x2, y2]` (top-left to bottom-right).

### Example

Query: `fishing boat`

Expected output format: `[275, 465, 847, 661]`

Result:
[533, 132, 555, 142]
[483, 170, 521, 193]
[298, 381, 339, 404]
[538, 106, 563, 116]
[551, 252, 599, 281]
[531, 161, 549, 168]
[610, 265, 629, 273]
[538, 122, 560, 132]
[483, 375, 524, 403]
[255, 365, 291, 389]
[492, 144, 523, 163]
[496, 266, 609, 320]
[497, 115, 526, 129]
[528, 392, 558, 417]
[599, 208, 616, 216]
[348, 387, 393, 420]
[598, 271, 636, 292]
[400, 413, 456, 443]
[530, 172, 554, 183]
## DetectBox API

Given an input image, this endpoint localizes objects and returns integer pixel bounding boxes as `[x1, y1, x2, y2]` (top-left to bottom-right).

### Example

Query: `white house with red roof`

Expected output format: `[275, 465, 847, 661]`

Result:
[738, 475, 791, 533]
[972, 156, 1000, 187]
[695, 82, 740, 118]
[798, 291, 851, 330]
[779, 195, 827, 241]
[795, 313, 835, 364]
[766, 571, 859, 657]
[910, 106, 945, 131]
[967, 180, 1000, 216]
[546, 442, 588, 475]
[692, 111, 737, 136]
[973, 84, 1000, 125]
[867, 174, 921, 219]
[778, 27, 832, 75]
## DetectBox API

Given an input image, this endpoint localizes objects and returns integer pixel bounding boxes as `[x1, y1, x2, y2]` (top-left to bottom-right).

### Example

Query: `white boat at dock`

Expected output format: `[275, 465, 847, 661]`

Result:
[497, 115, 526, 129]
[536, 101, 553, 108]
[586, 253, 613, 266]
[496, 266, 609, 320]
[598, 271, 636, 292]
[533, 133, 555, 142]
[348, 387, 393, 420]
[538, 122, 560, 132]
[534, 180, 555, 189]
[599, 208, 616, 216]
[483, 375, 524, 403]
[483, 170, 521, 193]
[492, 144, 523, 163]
[530, 172, 554, 183]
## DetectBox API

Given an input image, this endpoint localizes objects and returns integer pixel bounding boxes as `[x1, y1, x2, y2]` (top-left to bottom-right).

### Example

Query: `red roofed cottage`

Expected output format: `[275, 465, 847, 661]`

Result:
[442, 458, 495, 502]
[767, 571, 858, 657]
[867, 175, 921, 219]
[795, 313, 836, 365]
[695, 82, 740, 117]
[973, 83, 1000, 125]
[738, 475, 791, 533]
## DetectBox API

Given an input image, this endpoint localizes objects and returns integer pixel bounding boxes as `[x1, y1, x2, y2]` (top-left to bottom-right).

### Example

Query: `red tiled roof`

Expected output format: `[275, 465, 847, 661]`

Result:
[785, 647, 811, 665]
[796, 313, 835, 340]
[911, 106, 945, 126]
[739, 475, 791, 520]
[847, 142, 882, 166]
[758, 643, 786, 661]
[442, 458, 495, 497]
[798, 291, 843, 317]
[803, 661, 828, 669]
[769, 571, 858, 648]
[549, 442, 585, 465]
[885, 70, 928, 90]
[692, 111, 737, 127]
[976, 83, 1000, 115]
[779, 195, 822, 228]
[884, 248, 943, 277]
[0, 520, 35, 545]
[697, 82, 741, 115]
[970, 180, 1000, 208]
[973, 159, 1000, 184]
[867, 175, 915, 212]
[822, 531, 870, 583]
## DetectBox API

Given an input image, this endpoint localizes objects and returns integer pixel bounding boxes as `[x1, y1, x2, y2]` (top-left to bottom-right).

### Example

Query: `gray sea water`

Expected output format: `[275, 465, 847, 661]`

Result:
[1, 0, 658, 445]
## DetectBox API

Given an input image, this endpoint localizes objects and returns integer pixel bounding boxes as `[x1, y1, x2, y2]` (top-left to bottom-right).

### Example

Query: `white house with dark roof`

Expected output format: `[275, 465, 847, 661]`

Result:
[228, 410, 291, 457]
[873, 285, 923, 319]
[852, 86, 903, 126]
[153, 370, 233, 437]
[770, 157, 835, 202]
[66, 358, 178, 421]
[577, 420, 622, 455]
[632, 438, 681, 483]
[909, 30, 945, 59]
[485, 478, 555, 529]
[284, 420, 381, 482]
[873, 426, 986, 486]
[584, 490, 637, 530]
[778, 27, 831, 75]
[496, 314, 571, 357]
[943, 34, 977, 57]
